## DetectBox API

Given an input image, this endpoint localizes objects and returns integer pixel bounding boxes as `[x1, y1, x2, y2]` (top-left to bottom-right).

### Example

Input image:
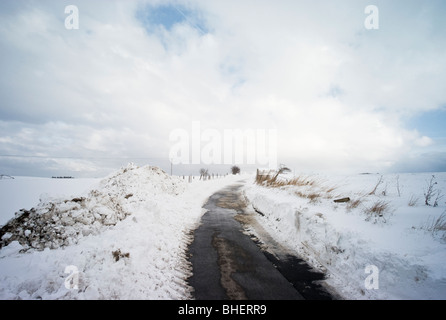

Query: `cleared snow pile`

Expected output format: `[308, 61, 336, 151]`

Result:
[0, 164, 185, 251]
[244, 172, 446, 300]
[0, 163, 211, 300]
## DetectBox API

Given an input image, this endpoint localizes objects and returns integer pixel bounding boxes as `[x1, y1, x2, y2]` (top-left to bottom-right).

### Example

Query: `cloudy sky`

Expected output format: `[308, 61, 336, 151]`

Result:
[0, 0, 445, 177]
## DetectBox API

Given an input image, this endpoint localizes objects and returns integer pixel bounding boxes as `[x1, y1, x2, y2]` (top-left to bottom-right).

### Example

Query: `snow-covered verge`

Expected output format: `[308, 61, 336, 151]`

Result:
[244, 172, 446, 300]
[0, 164, 242, 300]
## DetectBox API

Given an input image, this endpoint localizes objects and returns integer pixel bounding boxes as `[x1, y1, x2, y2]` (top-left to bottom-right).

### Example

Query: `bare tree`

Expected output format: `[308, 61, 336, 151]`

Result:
[231, 166, 241, 175]
[199, 168, 209, 180]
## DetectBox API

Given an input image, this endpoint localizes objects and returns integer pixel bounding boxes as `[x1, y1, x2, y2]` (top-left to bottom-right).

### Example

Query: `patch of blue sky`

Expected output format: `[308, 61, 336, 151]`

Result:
[407, 107, 446, 139]
[136, 3, 208, 35]
[327, 85, 344, 98]
[219, 58, 247, 92]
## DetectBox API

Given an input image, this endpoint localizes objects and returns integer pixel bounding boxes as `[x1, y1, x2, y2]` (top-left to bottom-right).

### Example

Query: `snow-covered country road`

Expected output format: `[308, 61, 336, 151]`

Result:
[0, 165, 445, 300]
[188, 182, 334, 300]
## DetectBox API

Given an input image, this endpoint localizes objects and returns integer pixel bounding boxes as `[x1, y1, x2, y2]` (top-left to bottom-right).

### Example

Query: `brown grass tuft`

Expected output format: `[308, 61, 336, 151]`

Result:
[364, 200, 391, 223]
[408, 195, 419, 207]
[346, 199, 362, 210]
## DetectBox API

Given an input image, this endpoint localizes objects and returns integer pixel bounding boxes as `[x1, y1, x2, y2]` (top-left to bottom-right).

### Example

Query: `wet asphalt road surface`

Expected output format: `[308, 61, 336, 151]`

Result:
[187, 182, 334, 300]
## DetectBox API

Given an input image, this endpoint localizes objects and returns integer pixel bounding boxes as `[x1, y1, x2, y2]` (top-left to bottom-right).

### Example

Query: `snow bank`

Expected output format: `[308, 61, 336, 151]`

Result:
[244, 172, 446, 300]
[0, 164, 185, 251]
[0, 164, 241, 300]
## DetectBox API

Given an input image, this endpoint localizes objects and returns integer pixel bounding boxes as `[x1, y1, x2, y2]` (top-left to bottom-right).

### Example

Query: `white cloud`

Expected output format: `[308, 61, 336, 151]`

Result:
[0, 0, 445, 176]
[414, 136, 434, 147]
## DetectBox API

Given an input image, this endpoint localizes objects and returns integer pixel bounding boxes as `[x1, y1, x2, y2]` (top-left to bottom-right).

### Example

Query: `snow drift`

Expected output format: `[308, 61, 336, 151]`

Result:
[0, 164, 185, 251]
[0, 164, 238, 300]
[243, 172, 446, 300]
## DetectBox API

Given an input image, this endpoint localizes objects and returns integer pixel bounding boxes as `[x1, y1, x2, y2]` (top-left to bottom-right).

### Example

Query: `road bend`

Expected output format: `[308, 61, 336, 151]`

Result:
[187, 182, 334, 300]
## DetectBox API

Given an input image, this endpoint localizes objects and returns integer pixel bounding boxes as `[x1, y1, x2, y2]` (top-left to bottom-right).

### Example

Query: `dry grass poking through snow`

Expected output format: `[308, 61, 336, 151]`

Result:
[422, 211, 446, 241]
[255, 170, 318, 188]
[346, 198, 362, 211]
[255, 170, 397, 223]
[363, 200, 392, 223]
[255, 170, 338, 204]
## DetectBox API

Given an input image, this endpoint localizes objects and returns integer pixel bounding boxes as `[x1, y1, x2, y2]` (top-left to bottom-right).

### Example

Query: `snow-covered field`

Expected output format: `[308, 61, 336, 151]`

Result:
[0, 165, 445, 300]
[243, 171, 446, 300]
